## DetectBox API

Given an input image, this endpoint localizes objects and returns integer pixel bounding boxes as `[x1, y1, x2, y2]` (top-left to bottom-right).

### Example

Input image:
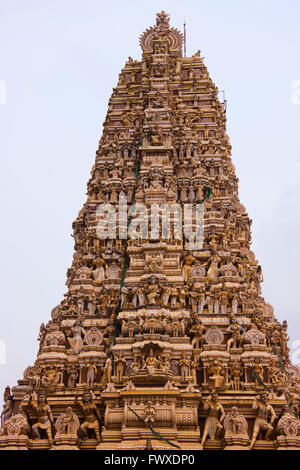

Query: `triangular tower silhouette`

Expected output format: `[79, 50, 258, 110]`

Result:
[1, 12, 299, 451]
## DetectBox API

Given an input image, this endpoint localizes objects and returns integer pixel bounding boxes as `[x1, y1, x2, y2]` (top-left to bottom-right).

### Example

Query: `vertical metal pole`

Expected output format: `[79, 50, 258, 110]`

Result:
[184, 19, 186, 57]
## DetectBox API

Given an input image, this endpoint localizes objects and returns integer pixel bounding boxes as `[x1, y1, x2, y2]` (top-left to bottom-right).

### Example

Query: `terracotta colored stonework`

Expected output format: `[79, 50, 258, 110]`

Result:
[1, 12, 299, 451]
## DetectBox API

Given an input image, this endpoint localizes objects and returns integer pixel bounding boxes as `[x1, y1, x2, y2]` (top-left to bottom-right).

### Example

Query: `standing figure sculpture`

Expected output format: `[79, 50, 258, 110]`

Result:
[190, 355, 199, 386]
[67, 367, 79, 390]
[249, 392, 276, 449]
[115, 356, 126, 382]
[229, 362, 244, 391]
[29, 391, 54, 445]
[75, 391, 101, 443]
[200, 392, 225, 449]
[190, 319, 206, 349]
[179, 353, 190, 382]
[101, 356, 113, 387]
[37, 323, 47, 353]
[86, 362, 97, 388]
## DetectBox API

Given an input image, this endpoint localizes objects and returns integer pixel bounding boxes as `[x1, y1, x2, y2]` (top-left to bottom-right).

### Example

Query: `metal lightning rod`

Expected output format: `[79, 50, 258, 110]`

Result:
[184, 18, 186, 57]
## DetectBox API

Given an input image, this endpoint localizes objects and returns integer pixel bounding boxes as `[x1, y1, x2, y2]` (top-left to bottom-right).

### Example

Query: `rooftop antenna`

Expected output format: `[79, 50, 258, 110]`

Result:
[183, 18, 186, 57]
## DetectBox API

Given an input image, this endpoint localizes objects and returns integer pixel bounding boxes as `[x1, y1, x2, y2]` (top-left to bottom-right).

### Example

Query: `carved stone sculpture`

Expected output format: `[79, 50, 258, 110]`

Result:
[199, 392, 225, 449]
[75, 391, 101, 443]
[55, 407, 80, 438]
[249, 393, 276, 449]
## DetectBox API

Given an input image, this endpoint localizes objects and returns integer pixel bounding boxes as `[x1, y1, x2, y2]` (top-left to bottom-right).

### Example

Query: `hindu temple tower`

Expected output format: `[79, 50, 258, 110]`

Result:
[1, 12, 299, 451]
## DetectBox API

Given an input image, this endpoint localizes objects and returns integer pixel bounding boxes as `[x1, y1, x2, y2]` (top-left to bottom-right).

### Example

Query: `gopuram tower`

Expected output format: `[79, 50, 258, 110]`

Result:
[1, 12, 300, 451]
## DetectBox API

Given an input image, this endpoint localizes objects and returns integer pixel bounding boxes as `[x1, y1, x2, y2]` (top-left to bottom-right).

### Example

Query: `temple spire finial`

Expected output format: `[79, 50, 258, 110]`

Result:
[140, 11, 183, 54]
[155, 11, 170, 30]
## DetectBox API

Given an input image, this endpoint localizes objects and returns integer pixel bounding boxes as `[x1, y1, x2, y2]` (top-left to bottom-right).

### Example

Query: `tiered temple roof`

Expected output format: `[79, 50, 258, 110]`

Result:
[1, 12, 299, 451]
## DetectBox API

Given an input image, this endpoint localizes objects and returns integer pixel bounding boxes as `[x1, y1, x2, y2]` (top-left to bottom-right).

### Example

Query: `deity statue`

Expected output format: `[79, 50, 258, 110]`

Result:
[146, 254, 163, 273]
[207, 360, 225, 389]
[67, 319, 86, 355]
[115, 356, 126, 382]
[226, 318, 244, 351]
[162, 285, 171, 306]
[75, 391, 101, 443]
[142, 348, 159, 375]
[130, 355, 141, 375]
[229, 362, 244, 391]
[206, 253, 220, 281]
[86, 362, 97, 388]
[181, 255, 196, 282]
[178, 353, 190, 382]
[159, 354, 171, 374]
[120, 286, 129, 308]
[37, 323, 47, 353]
[249, 392, 276, 449]
[170, 287, 178, 308]
[251, 359, 264, 388]
[41, 366, 63, 389]
[147, 278, 160, 305]
[137, 286, 146, 307]
[92, 257, 106, 283]
[200, 392, 225, 449]
[190, 355, 199, 386]
[29, 391, 54, 444]
[190, 319, 206, 349]
[67, 367, 79, 390]
[101, 357, 113, 387]
[143, 401, 156, 426]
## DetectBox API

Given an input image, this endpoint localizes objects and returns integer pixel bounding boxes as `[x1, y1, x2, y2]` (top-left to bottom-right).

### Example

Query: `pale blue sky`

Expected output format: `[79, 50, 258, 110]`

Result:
[0, 0, 300, 402]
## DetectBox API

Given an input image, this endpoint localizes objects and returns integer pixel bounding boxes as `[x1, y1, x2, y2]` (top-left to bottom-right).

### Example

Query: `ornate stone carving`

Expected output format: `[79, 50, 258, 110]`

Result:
[224, 407, 248, 438]
[205, 326, 224, 345]
[55, 407, 80, 438]
[44, 330, 66, 347]
[2, 10, 299, 452]
[244, 328, 266, 345]
[139, 11, 183, 53]
[277, 409, 300, 437]
[84, 327, 103, 346]
[67, 319, 86, 354]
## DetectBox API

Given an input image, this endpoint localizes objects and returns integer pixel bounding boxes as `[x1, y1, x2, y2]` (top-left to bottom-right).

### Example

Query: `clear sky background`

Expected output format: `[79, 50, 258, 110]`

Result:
[0, 0, 300, 404]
